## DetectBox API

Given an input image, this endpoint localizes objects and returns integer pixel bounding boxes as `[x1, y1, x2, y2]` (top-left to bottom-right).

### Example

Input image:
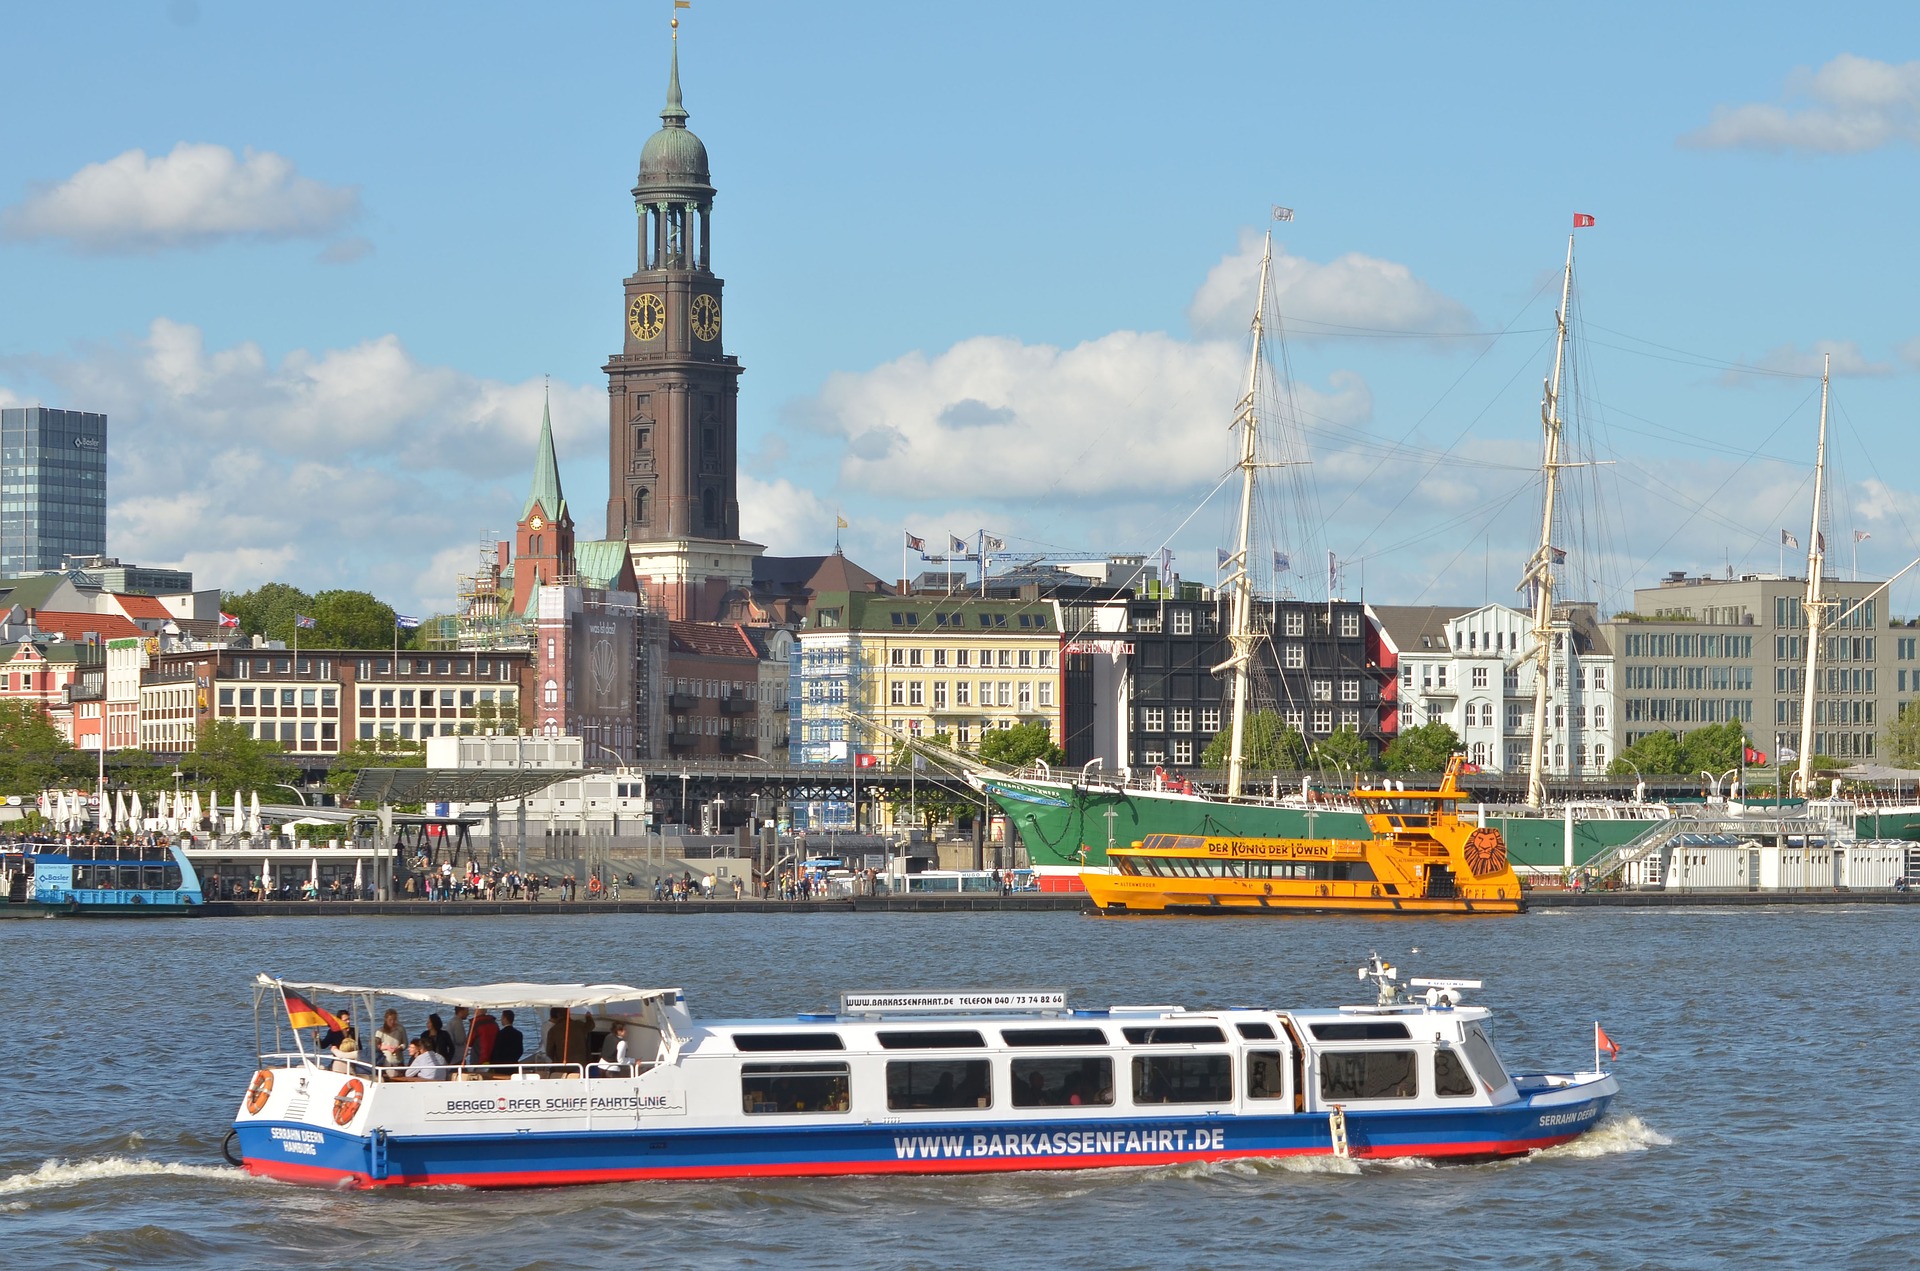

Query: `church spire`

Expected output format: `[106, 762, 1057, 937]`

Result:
[524, 382, 568, 524]
[661, 23, 688, 127]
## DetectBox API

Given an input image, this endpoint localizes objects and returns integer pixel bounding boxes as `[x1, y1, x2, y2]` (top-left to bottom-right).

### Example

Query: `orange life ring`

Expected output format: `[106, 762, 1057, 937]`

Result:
[245, 1069, 274, 1114]
[332, 1077, 364, 1126]
[588, 876, 602, 895]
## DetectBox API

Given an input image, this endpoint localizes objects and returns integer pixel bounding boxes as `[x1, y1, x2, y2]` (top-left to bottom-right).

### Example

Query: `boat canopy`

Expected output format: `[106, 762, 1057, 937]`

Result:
[257, 974, 677, 1011]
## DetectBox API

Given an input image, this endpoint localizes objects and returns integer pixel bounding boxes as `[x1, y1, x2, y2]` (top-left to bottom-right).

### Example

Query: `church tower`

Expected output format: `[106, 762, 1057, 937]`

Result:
[606, 25, 761, 621]
[512, 390, 576, 614]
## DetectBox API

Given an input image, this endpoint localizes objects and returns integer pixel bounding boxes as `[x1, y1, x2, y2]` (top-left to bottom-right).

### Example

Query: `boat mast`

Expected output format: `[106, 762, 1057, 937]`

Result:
[1221, 233, 1273, 799]
[1525, 235, 1576, 809]
[1795, 354, 1831, 796]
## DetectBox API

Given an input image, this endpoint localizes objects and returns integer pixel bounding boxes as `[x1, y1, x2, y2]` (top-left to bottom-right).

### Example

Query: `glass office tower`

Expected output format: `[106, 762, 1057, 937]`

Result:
[0, 407, 108, 577]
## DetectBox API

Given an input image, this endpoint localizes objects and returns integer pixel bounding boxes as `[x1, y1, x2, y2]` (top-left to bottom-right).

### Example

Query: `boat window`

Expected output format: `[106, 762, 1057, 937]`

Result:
[877, 1030, 985, 1050]
[1319, 1050, 1418, 1100]
[1132, 1053, 1232, 1105]
[1001, 1027, 1107, 1047]
[1011, 1056, 1113, 1107]
[1234, 1022, 1276, 1040]
[1434, 1048, 1476, 1098]
[733, 1033, 845, 1052]
[1123, 1025, 1226, 1045]
[1115, 856, 1141, 876]
[118, 864, 143, 890]
[1246, 1050, 1286, 1100]
[1308, 1021, 1411, 1041]
[886, 1059, 992, 1110]
[741, 1062, 851, 1114]
[1460, 1025, 1510, 1092]
[164, 864, 183, 890]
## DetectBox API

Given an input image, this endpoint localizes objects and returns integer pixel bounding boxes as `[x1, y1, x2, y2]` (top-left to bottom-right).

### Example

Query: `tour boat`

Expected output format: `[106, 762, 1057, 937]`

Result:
[228, 958, 1618, 1187]
[1079, 756, 1525, 915]
[0, 839, 203, 917]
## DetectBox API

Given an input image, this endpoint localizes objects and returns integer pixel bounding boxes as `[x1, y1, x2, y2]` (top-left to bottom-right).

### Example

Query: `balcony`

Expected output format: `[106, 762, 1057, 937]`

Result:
[668, 730, 702, 750]
[668, 693, 698, 711]
[720, 696, 754, 715]
[720, 734, 757, 754]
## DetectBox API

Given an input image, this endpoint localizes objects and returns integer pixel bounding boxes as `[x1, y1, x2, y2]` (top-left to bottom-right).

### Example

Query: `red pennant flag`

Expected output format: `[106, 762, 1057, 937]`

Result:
[1573, 213, 1596, 228]
[283, 989, 345, 1033]
[1596, 1023, 1621, 1061]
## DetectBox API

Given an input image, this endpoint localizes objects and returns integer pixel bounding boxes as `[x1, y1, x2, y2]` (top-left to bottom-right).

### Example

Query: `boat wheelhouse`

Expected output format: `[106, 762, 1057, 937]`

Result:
[229, 959, 1617, 1188]
[1080, 756, 1524, 915]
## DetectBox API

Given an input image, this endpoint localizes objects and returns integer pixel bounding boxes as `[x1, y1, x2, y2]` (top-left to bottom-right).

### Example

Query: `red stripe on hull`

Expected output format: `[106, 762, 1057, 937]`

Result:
[242, 1133, 1581, 1189]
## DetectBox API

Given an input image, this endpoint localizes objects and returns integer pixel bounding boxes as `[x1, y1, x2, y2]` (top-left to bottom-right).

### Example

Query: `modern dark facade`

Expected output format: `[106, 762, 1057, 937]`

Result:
[1, 407, 107, 577]
[1126, 595, 1391, 768]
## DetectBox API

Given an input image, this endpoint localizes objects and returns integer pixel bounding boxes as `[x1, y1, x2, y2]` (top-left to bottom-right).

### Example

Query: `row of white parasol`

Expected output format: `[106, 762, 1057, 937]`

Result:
[35, 788, 270, 837]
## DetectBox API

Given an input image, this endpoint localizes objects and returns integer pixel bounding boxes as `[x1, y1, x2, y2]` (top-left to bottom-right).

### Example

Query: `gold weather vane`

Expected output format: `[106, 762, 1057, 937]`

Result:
[673, 0, 689, 37]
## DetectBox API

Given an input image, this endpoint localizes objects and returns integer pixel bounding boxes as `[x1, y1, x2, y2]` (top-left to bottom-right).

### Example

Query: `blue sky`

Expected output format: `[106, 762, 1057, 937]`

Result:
[4, 1, 1920, 618]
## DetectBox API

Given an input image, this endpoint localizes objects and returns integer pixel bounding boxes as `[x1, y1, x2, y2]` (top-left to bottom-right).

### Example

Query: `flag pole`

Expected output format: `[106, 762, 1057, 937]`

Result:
[1594, 1021, 1600, 1074]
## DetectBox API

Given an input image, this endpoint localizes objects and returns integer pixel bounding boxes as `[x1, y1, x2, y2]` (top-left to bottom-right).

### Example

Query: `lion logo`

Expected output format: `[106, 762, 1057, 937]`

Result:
[1464, 827, 1509, 878]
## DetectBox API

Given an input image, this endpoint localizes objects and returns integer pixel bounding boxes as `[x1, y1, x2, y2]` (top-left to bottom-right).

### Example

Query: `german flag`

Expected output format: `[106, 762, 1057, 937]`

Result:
[283, 989, 346, 1032]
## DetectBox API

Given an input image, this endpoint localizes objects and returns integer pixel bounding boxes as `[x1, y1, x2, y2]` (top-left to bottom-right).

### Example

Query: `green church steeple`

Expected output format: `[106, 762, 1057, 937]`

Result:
[524, 385, 568, 524]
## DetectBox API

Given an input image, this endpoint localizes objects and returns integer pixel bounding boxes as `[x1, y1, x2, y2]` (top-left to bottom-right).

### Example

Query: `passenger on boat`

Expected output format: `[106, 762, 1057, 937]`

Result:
[464, 1009, 499, 1068]
[330, 1031, 360, 1075]
[374, 1010, 407, 1069]
[421, 1014, 454, 1061]
[492, 1011, 525, 1068]
[395, 1037, 448, 1081]
[449, 1006, 471, 1063]
[593, 1023, 630, 1077]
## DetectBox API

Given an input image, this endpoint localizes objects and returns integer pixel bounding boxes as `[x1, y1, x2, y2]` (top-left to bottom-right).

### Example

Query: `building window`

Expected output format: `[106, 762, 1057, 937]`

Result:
[1312, 680, 1332, 702]
[543, 678, 558, 707]
[1339, 611, 1360, 638]
[909, 682, 924, 707]
[1471, 665, 1488, 689]
[1340, 709, 1360, 731]
[995, 682, 1013, 708]
[1341, 679, 1360, 702]
[1172, 610, 1193, 636]
[1312, 709, 1333, 734]
[1038, 682, 1053, 708]
[933, 682, 948, 710]
[1285, 612, 1305, 637]
[1171, 739, 1194, 765]
[1172, 707, 1192, 732]
[1018, 682, 1033, 711]
[956, 682, 971, 706]
[1200, 707, 1221, 731]
[1285, 644, 1304, 669]
[1142, 706, 1165, 732]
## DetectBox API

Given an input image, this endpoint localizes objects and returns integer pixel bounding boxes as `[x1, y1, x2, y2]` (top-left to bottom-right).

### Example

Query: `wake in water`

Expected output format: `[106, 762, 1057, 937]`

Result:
[1530, 1113, 1671, 1160]
[0, 1156, 245, 1199]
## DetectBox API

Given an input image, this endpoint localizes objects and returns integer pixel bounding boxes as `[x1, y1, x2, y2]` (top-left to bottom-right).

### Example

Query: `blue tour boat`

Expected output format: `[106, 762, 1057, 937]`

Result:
[0, 838, 204, 916]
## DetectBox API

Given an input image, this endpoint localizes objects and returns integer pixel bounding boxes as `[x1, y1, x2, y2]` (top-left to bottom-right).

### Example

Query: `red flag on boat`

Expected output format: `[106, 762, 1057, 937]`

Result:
[1744, 746, 1767, 764]
[1573, 213, 1596, 227]
[1596, 1023, 1621, 1061]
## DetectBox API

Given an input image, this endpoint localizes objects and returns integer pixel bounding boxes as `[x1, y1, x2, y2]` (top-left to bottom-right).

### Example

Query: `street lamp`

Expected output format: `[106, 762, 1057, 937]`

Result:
[1617, 757, 1645, 804]
[274, 782, 308, 806]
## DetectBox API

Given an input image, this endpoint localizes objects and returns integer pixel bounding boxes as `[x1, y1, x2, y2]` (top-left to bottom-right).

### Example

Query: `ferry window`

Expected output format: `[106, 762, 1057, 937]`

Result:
[733, 1033, 845, 1052]
[1012, 1056, 1113, 1107]
[118, 864, 143, 890]
[741, 1062, 851, 1114]
[143, 864, 165, 890]
[1001, 1027, 1108, 1048]
[1319, 1050, 1418, 1100]
[887, 1059, 992, 1110]
[1132, 1054, 1232, 1104]
[1460, 1025, 1510, 1092]
[163, 864, 183, 890]
[1308, 1021, 1411, 1042]
[878, 1030, 985, 1050]
[1122, 1025, 1226, 1045]
[1235, 1022, 1276, 1040]
[1434, 1049, 1476, 1098]
[1247, 1051, 1286, 1100]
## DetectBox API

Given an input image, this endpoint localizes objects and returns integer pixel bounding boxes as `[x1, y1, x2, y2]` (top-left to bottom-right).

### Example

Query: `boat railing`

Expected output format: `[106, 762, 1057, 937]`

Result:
[257, 1052, 655, 1082]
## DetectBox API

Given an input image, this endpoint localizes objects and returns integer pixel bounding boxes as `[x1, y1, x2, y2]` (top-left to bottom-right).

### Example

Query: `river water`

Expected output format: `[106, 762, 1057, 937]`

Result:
[3, 907, 1915, 1269]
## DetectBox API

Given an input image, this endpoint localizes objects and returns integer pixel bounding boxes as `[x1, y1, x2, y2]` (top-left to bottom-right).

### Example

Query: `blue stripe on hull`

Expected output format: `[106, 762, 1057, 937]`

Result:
[236, 1093, 1612, 1187]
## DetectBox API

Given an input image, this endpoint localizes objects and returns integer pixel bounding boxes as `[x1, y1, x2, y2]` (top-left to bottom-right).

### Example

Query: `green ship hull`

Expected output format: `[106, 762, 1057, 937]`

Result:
[979, 777, 1920, 873]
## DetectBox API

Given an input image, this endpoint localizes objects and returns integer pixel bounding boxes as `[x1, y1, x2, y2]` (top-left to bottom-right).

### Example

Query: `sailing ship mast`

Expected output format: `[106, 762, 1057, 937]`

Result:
[1795, 354, 1831, 796]
[1523, 236, 1576, 809]
[1217, 234, 1274, 799]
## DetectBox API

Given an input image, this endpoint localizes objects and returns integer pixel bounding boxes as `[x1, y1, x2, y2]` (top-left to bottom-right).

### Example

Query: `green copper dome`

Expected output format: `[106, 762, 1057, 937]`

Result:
[636, 41, 712, 195]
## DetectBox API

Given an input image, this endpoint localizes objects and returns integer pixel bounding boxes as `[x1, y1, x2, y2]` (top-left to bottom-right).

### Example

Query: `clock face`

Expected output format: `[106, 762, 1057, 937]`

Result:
[529, 515, 544, 529]
[628, 293, 665, 341]
[690, 293, 722, 342]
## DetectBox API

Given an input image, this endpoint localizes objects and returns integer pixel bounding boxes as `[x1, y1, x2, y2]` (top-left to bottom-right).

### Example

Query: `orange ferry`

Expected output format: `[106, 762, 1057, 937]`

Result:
[1080, 758, 1525, 916]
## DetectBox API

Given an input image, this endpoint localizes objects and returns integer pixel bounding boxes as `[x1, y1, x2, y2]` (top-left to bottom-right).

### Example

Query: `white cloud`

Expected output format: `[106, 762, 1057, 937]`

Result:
[1188, 230, 1476, 340]
[2, 142, 361, 252]
[812, 330, 1371, 502]
[1719, 339, 1894, 386]
[740, 476, 837, 555]
[0, 319, 606, 613]
[1683, 54, 1920, 153]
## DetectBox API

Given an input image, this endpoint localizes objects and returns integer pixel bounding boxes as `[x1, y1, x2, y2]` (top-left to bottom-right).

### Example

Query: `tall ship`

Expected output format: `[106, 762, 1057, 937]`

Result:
[970, 232, 1920, 881]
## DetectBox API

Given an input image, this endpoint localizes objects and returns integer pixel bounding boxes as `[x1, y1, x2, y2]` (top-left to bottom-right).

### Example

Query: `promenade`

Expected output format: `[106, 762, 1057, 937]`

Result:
[192, 890, 1919, 917]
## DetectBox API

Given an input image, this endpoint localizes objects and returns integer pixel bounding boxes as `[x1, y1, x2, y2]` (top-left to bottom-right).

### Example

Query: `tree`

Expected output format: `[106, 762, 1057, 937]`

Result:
[1380, 721, 1462, 774]
[977, 722, 1065, 769]
[223, 582, 313, 645]
[1678, 721, 1750, 777]
[309, 589, 400, 650]
[180, 719, 296, 795]
[1309, 727, 1376, 773]
[326, 736, 426, 805]
[885, 732, 974, 831]
[1200, 710, 1308, 770]
[1609, 730, 1684, 776]
[1886, 701, 1920, 769]
[0, 700, 81, 794]
[104, 748, 175, 797]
